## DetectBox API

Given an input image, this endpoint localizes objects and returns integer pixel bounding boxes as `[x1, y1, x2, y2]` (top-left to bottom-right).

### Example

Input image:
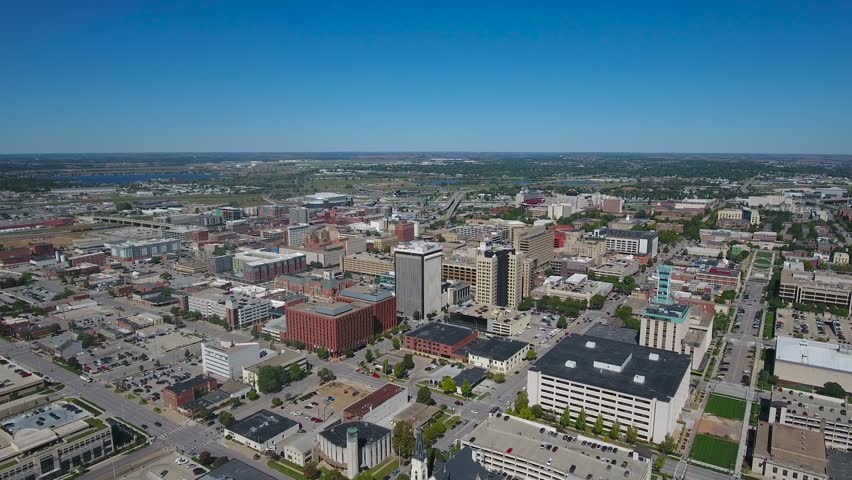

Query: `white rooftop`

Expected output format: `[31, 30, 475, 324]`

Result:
[776, 335, 852, 373]
[395, 241, 442, 255]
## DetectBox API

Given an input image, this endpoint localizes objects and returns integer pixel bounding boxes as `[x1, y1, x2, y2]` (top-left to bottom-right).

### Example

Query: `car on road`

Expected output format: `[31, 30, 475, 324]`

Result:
[154, 421, 162, 427]
[454, 400, 463, 406]
[141, 424, 148, 429]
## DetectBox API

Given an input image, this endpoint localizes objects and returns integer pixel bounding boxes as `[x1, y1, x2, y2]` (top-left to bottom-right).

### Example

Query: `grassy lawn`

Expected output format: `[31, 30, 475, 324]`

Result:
[690, 434, 739, 471]
[762, 310, 776, 339]
[267, 460, 307, 480]
[70, 398, 104, 415]
[705, 394, 747, 420]
[369, 457, 400, 479]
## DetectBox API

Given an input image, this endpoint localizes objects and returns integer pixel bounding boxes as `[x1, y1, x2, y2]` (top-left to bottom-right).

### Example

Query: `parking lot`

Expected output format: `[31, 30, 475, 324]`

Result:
[775, 308, 850, 343]
[116, 364, 195, 405]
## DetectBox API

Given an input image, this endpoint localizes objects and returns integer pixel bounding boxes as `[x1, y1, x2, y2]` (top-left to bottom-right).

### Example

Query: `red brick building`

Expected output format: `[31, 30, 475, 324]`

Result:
[394, 222, 416, 242]
[404, 322, 478, 362]
[272, 273, 355, 301]
[338, 286, 397, 334]
[68, 252, 106, 267]
[283, 301, 373, 355]
[162, 375, 218, 410]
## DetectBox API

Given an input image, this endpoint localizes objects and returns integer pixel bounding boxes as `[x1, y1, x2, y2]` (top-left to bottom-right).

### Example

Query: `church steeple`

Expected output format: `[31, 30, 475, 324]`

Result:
[410, 427, 429, 480]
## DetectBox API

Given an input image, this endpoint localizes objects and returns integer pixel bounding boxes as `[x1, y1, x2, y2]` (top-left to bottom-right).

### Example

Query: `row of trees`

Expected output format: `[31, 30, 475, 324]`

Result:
[255, 363, 307, 393]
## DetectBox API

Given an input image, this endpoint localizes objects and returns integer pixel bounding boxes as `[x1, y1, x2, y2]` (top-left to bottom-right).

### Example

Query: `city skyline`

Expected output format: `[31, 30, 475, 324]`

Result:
[2, 1, 851, 154]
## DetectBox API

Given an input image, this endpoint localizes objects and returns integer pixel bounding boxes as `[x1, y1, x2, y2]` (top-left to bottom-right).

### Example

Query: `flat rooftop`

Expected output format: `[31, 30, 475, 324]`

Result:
[199, 459, 277, 480]
[464, 415, 650, 480]
[0, 357, 43, 394]
[465, 337, 529, 361]
[319, 421, 390, 448]
[227, 409, 297, 443]
[344, 384, 406, 418]
[340, 286, 394, 303]
[532, 334, 691, 401]
[406, 322, 475, 345]
[290, 301, 367, 317]
[754, 422, 826, 476]
[775, 335, 852, 374]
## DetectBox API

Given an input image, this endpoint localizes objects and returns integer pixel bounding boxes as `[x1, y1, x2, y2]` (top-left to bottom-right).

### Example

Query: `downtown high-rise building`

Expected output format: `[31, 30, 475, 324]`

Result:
[475, 241, 524, 308]
[394, 241, 443, 319]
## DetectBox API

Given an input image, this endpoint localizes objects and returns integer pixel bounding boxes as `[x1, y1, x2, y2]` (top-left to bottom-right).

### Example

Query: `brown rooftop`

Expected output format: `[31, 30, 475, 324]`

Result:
[343, 384, 405, 419]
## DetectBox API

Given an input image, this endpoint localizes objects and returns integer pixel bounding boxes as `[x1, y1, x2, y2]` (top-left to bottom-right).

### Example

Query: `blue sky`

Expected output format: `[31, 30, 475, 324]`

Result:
[1, 1, 851, 154]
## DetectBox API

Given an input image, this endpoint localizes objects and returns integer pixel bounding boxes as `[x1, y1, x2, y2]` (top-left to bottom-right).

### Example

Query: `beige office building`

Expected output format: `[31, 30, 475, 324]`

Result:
[343, 253, 394, 276]
[512, 226, 554, 268]
[779, 262, 852, 310]
[474, 242, 524, 308]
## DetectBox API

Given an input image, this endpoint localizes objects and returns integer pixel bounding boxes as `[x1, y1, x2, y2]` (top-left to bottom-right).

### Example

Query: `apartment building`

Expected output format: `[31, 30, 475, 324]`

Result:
[209, 249, 307, 283]
[395, 241, 443, 319]
[779, 262, 852, 310]
[342, 252, 394, 277]
[287, 223, 310, 248]
[474, 242, 524, 308]
[717, 207, 761, 227]
[467, 337, 530, 374]
[107, 238, 181, 261]
[527, 335, 691, 443]
[201, 341, 266, 380]
[463, 416, 651, 480]
[591, 228, 659, 258]
[181, 287, 271, 329]
[0, 401, 115, 480]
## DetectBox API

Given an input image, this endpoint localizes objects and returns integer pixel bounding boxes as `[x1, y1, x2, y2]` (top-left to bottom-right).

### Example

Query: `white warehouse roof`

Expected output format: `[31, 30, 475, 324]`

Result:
[775, 335, 852, 373]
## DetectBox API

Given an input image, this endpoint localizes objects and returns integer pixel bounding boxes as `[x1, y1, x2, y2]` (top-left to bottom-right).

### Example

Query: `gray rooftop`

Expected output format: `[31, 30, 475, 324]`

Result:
[319, 421, 390, 448]
[340, 286, 394, 303]
[226, 409, 298, 443]
[407, 322, 475, 345]
[465, 337, 529, 361]
[199, 459, 277, 480]
[586, 324, 639, 345]
[532, 334, 691, 401]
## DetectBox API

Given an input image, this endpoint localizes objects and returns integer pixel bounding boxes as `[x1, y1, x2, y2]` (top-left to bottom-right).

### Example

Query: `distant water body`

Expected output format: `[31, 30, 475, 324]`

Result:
[51, 172, 220, 185]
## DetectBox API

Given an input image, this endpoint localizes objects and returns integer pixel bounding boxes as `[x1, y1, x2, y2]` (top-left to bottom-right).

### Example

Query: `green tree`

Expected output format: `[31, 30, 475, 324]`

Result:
[460, 379, 473, 398]
[525, 349, 538, 361]
[821, 382, 847, 399]
[66, 356, 81, 371]
[556, 316, 568, 329]
[184, 349, 191, 361]
[256, 366, 283, 393]
[493, 372, 506, 383]
[416, 385, 433, 405]
[514, 390, 530, 413]
[626, 425, 639, 444]
[589, 294, 606, 310]
[316, 348, 330, 360]
[392, 421, 416, 459]
[247, 390, 260, 401]
[608, 420, 622, 440]
[575, 409, 588, 432]
[78, 333, 98, 348]
[393, 362, 407, 378]
[271, 397, 283, 407]
[592, 414, 605, 435]
[365, 349, 374, 363]
[383, 359, 391, 375]
[440, 376, 456, 394]
[218, 411, 234, 427]
[318, 368, 336, 383]
[659, 434, 677, 455]
[392, 336, 401, 349]
[403, 354, 415, 370]
[288, 363, 303, 382]
[559, 405, 572, 429]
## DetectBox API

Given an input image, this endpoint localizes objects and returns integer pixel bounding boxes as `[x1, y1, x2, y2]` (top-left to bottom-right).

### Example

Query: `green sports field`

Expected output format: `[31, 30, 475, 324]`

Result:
[690, 434, 739, 471]
[704, 394, 747, 420]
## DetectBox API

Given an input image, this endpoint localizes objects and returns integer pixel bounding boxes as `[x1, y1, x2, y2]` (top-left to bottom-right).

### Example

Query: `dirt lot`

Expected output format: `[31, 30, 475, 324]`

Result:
[696, 414, 741, 442]
[315, 380, 373, 413]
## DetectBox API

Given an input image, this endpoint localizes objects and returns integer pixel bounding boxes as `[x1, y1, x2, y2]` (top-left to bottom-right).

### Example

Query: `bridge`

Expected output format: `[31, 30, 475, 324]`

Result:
[83, 216, 178, 230]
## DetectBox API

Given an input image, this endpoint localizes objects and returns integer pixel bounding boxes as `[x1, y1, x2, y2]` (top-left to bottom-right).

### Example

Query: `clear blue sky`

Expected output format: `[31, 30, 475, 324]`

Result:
[2, 1, 851, 154]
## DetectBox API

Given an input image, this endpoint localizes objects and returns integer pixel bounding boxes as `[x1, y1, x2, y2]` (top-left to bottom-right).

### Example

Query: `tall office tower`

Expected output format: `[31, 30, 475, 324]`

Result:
[394, 241, 443, 319]
[474, 241, 524, 308]
[512, 226, 554, 269]
[289, 207, 309, 225]
[640, 264, 694, 355]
